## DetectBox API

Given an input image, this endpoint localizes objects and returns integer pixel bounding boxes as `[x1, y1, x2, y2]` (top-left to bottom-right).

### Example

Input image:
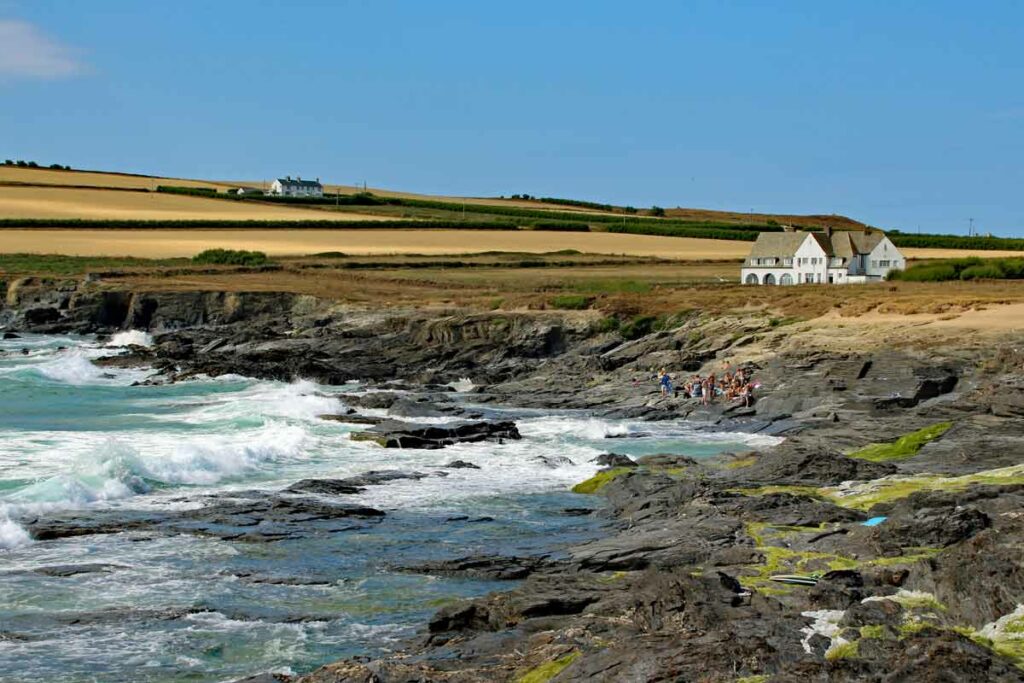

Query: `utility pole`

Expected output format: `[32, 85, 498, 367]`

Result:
[969, 217, 974, 237]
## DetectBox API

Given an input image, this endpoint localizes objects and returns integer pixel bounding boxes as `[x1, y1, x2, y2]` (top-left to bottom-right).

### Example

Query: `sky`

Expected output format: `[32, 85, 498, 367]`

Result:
[1, 1, 1022, 236]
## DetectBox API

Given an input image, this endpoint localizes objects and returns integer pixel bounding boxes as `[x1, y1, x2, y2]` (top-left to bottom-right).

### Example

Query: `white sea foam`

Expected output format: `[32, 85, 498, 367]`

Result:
[0, 516, 32, 550]
[106, 330, 154, 347]
[34, 350, 109, 384]
[448, 377, 475, 392]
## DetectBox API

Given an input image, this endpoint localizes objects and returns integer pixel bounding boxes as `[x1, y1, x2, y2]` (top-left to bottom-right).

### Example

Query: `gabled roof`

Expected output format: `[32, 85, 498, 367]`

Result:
[746, 232, 809, 259]
[830, 231, 856, 260]
[809, 232, 834, 257]
[747, 229, 889, 263]
[850, 231, 884, 253]
[275, 177, 322, 188]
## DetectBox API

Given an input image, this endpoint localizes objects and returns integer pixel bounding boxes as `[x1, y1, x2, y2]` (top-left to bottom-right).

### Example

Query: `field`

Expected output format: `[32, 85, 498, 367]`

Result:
[0, 166, 235, 191]
[0, 229, 753, 259]
[0, 186, 385, 221]
[1, 227, 1020, 262]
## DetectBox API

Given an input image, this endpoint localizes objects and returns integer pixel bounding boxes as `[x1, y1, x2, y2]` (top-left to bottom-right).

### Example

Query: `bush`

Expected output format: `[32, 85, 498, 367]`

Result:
[960, 263, 1005, 280]
[530, 221, 591, 232]
[649, 206, 666, 217]
[550, 295, 591, 310]
[2, 160, 11, 166]
[889, 257, 1024, 282]
[620, 315, 658, 340]
[157, 185, 220, 197]
[192, 249, 269, 266]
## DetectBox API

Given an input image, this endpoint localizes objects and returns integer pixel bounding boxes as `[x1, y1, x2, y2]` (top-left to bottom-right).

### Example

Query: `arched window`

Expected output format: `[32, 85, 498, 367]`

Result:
[764, 273, 776, 285]
[780, 273, 793, 286]
[745, 273, 759, 285]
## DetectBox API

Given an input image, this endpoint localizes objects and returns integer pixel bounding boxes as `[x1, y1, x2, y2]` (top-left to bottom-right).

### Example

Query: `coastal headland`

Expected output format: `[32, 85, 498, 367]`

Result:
[2, 247, 1024, 681]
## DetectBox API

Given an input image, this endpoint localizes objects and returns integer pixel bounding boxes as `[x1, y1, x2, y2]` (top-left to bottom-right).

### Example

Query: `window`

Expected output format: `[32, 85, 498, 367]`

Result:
[783, 258, 793, 266]
[745, 273, 759, 285]
[764, 273, 776, 285]
[804, 273, 814, 284]
[878, 260, 891, 267]
[780, 273, 793, 285]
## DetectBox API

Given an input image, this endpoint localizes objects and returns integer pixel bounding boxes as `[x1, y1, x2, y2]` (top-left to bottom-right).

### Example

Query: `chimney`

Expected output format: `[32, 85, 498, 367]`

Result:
[782, 225, 795, 233]
[825, 226, 833, 238]
[286, 175, 291, 181]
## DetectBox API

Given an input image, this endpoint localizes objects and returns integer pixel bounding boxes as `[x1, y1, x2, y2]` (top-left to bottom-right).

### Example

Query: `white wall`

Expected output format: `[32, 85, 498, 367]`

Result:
[792, 235, 829, 284]
[865, 237, 905, 278]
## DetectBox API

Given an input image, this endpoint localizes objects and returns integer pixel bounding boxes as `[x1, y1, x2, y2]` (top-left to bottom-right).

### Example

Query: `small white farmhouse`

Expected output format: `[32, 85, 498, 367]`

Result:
[268, 176, 324, 198]
[741, 228, 905, 285]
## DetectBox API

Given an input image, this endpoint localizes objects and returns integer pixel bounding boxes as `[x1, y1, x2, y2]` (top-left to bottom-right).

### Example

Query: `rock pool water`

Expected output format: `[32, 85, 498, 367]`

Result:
[0, 334, 779, 682]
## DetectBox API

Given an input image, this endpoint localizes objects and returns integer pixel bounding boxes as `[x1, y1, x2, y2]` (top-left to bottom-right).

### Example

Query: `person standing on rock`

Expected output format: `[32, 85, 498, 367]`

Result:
[658, 369, 673, 396]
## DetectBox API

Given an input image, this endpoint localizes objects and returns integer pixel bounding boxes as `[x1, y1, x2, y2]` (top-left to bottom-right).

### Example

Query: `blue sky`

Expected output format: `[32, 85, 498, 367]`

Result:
[1, 1, 1022, 236]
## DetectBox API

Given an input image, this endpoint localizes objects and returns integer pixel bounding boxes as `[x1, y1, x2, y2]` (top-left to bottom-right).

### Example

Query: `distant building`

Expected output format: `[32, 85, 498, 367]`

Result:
[230, 186, 264, 196]
[741, 228, 905, 285]
[268, 176, 323, 198]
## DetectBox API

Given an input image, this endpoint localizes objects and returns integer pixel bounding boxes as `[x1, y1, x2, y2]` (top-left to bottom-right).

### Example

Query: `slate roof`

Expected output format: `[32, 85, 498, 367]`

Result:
[745, 232, 809, 260]
[276, 177, 322, 188]
[745, 229, 886, 265]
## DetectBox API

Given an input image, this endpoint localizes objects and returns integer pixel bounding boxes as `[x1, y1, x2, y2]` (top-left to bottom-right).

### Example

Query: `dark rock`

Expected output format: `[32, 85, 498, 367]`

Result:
[443, 460, 481, 469]
[405, 555, 550, 581]
[590, 453, 637, 468]
[285, 480, 365, 496]
[721, 440, 896, 486]
[532, 455, 574, 468]
[351, 419, 521, 449]
[32, 563, 127, 577]
[2, 332, 19, 339]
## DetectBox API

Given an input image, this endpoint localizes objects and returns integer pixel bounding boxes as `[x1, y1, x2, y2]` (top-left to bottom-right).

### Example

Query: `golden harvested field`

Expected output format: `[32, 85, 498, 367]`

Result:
[0, 229, 753, 259]
[0, 187, 384, 221]
[0, 166, 233, 191]
[0, 227, 1018, 262]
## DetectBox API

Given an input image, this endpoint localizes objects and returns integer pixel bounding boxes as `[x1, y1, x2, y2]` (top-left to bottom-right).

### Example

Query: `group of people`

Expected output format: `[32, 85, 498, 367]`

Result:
[656, 366, 756, 407]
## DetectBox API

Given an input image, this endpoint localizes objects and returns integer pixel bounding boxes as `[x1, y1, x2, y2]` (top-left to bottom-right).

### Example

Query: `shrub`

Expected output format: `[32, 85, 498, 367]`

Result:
[550, 295, 591, 310]
[2, 160, 12, 166]
[650, 206, 666, 217]
[960, 263, 1006, 280]
[192, 249, 269, 266]
[620, 315, 658, 340]
[889, 257, 1024, 282]
[157, 185, 220, 197]
[530, 221, 591, 232]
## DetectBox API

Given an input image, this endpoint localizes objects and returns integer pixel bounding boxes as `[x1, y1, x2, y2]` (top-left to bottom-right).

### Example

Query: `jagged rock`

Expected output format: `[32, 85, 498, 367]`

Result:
[404, 555, 550, 581]
[532, 455, 574, 468]
[285, 480, 366, 495]
[591, 453, 637, 468]
[351, 419, 520, 449]
[442, 460, 481, 469]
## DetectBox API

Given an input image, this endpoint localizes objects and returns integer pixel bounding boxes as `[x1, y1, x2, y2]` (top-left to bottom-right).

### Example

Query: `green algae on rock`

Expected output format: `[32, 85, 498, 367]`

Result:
[847, 422, 953, 462]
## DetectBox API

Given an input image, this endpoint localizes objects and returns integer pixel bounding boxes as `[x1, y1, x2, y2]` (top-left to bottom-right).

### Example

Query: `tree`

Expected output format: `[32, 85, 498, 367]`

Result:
[650, 206, 666, 217]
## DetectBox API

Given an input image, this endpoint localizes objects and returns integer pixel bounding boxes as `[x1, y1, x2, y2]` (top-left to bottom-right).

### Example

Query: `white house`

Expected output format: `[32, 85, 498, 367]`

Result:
[741, 228, 905, 285]
[268, 176, 323, 198]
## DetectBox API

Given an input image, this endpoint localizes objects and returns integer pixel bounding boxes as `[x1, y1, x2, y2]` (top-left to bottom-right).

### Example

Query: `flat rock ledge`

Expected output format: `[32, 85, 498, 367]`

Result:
[350, 419, 521, 449]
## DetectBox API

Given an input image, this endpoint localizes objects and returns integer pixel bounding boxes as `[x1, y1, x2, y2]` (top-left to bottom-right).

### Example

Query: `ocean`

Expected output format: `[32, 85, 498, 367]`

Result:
[0, 333, 779, 682]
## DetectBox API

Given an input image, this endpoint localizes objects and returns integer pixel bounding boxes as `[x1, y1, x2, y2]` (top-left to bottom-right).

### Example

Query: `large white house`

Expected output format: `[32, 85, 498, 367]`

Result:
[268, 176, 324, 198]
[741, 228, 905, 285]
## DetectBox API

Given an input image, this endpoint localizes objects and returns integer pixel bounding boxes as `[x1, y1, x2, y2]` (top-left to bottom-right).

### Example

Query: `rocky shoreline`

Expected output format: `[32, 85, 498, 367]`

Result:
[3, 279, 1024, 681]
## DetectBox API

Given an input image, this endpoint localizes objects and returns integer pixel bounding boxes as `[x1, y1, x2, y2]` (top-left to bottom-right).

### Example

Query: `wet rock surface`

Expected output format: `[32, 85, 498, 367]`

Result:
[5, 282, 1024, 681]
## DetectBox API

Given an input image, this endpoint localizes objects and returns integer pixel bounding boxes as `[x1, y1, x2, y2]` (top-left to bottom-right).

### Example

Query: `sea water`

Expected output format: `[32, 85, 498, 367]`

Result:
[0, 334, 780, 682]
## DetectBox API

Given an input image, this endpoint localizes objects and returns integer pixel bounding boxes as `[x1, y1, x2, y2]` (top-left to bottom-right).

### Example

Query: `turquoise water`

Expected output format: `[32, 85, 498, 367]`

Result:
[0, 334, 778, 682]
